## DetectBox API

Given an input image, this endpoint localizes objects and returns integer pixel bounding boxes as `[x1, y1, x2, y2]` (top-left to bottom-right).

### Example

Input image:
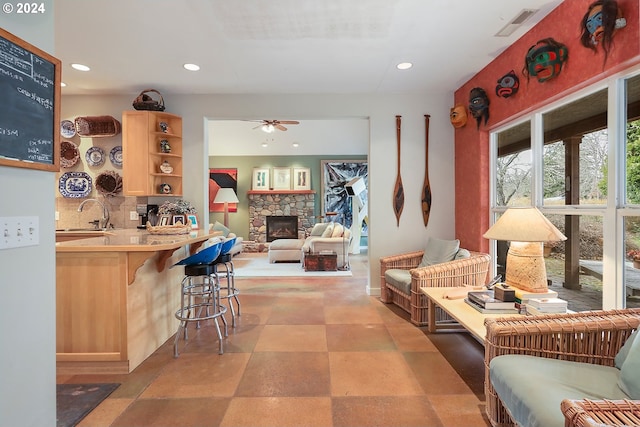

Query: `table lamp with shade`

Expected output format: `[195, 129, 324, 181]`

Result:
[483, 207, 566, 293]
[213, 188, 239, 228]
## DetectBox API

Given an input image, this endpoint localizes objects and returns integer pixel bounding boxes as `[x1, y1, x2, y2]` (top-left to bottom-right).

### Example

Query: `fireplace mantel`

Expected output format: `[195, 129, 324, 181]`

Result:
[247, 190, 315, 195]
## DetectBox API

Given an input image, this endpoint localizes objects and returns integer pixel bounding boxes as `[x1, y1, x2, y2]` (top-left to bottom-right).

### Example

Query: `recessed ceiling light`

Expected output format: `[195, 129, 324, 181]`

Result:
[396, 62, 412, 70]
[71, 63, 90, 71]
[183, 63, 200, 71]
[292, 142, 299, 148]
[261, 142, 268, 148]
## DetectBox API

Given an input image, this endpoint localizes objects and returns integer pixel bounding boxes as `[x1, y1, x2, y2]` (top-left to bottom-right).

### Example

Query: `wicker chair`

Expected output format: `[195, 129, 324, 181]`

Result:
[379, 250, 490, 326]
[484, 309, 640, 427]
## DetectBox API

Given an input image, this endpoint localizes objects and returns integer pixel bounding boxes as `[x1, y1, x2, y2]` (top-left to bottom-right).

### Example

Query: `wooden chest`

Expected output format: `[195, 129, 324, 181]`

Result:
[304, 251, 337, 271]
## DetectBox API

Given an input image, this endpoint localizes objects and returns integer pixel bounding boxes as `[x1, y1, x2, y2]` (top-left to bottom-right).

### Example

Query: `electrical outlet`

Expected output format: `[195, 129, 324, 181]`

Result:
[130, 211, 139, 220]
[0, 216, 39, 250]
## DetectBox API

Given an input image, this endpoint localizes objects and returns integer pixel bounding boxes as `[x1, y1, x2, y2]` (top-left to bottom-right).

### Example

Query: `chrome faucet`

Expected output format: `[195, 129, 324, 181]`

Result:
[77, 198, 110, 229]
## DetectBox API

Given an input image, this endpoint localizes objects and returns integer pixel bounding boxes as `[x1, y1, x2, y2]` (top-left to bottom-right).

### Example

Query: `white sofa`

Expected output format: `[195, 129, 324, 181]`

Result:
[301, 222, 351, 269]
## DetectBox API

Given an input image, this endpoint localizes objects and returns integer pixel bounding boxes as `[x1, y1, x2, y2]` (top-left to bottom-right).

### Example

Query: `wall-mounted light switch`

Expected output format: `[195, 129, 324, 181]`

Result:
[0, 216, 39, 250]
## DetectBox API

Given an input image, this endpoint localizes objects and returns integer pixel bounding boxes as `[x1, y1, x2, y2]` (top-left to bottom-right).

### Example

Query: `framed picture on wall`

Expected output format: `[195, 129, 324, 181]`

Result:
[293, 167, 310, 190]
[209, 168, 238, 212]
[272, 167, 291, 190]
[321, 160, 368, 229]
[252, 167, 270, 190]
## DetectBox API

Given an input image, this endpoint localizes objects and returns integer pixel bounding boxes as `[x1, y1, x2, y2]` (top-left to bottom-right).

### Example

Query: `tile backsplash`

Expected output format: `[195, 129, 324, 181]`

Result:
[55, 195, 142, 230]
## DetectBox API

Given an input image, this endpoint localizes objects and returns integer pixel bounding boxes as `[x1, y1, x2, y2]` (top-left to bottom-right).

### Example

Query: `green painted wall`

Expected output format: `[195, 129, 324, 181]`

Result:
[209, 155, 366, 239]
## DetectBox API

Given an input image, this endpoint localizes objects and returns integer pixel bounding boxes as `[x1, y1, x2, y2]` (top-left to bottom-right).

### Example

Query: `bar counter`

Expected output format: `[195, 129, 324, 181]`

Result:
[56, 229, 221, 374]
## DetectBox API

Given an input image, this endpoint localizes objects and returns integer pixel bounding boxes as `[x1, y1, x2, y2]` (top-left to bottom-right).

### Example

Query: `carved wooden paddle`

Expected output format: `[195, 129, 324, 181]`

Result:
[422, 114, 432, 226]
[393, 115, 404, 226]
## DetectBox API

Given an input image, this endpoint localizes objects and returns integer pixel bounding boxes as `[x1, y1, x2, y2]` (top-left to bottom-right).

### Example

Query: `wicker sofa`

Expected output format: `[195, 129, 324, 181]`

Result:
[485, 309, 640, 427]
[379, 249, 490, 326]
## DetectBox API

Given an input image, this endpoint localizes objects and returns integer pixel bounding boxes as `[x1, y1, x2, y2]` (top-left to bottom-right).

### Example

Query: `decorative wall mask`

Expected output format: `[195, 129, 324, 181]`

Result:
[469, 87, 490, 129]
[449, 105, 467, 128]
[495, 70, 520, 98]
[580, 0, 626, 65]
[523, 38, 568, 83]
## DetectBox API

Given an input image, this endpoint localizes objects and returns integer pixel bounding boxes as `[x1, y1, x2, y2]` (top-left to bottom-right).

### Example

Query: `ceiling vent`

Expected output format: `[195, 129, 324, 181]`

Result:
[495, 9, 538, 37]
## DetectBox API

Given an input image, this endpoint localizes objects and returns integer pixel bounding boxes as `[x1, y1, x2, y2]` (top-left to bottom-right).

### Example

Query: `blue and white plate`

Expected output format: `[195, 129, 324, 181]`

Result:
[110, 146, 122, 167]
[85, 146, 105, 166]
[60, 120, 76, 138]
[59, 172, 92, 198]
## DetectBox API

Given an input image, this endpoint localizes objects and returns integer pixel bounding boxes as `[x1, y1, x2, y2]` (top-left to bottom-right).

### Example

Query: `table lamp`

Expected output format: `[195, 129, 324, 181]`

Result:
[213, 188, 239, 228]
[483, 207, 566, 293]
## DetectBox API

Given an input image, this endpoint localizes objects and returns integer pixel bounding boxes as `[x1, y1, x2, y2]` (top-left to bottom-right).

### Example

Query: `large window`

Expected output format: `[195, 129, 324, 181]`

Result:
[490, 69, 640, 311]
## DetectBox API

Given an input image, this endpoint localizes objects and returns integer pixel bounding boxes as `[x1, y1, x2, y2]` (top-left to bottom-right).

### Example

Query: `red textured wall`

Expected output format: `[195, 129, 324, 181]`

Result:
[454, 0, 640, 252]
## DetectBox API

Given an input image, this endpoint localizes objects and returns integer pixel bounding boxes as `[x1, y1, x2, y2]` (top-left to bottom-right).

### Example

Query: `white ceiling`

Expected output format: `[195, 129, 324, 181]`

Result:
[52, 0, 562, 155]
[54, 0, 562, 96]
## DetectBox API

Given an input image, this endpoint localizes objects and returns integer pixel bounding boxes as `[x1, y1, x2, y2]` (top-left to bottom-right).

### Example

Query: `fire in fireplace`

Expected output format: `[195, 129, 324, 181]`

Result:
[266, 216, 298, 242]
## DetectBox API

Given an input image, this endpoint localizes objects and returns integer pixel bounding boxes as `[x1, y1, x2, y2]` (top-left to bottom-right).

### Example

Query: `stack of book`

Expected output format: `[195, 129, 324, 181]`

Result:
[526, 297, 568, 315]
[512, 288, 558, 313]
[465, 290, 519, 314]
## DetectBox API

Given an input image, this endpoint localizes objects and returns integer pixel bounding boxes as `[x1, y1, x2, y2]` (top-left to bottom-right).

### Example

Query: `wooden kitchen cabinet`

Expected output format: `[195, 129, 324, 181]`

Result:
[122, 110, 183, 196]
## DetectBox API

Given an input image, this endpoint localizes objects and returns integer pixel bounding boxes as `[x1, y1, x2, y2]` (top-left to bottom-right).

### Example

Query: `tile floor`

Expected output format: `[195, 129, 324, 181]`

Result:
[57, 253, 491, 427]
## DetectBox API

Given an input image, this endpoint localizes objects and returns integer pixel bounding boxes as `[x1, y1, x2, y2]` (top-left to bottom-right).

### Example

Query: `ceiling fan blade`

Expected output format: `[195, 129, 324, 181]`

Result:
[275, 124, 288, 131]
[277, 120, 299, 125]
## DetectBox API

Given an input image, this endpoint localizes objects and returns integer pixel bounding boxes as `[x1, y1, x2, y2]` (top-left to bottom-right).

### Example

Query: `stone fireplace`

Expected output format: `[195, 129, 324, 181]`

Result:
[266, 215, 298, 242]
[248, 191, 315, 243]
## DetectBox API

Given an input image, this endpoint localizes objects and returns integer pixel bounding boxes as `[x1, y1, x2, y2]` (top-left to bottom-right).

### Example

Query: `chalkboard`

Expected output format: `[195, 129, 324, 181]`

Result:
[0, 27, 61, 171]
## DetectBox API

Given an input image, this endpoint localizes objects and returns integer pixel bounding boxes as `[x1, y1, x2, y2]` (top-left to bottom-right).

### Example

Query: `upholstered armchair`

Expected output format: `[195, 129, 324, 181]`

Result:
[485, 309, 640, 427]
[379, 237, 491, 326]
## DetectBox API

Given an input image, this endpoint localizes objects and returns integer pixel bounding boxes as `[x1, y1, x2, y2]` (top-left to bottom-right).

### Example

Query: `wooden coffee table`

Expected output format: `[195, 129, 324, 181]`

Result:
[421, 287, 521, 343]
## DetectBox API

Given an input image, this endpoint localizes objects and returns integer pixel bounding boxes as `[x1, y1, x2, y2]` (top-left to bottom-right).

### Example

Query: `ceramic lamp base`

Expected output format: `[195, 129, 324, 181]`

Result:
[505, 241, 549, 293]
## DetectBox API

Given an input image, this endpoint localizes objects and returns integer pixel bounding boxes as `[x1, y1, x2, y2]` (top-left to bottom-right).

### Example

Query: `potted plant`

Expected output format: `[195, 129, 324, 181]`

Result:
[627, 249, 640, 269]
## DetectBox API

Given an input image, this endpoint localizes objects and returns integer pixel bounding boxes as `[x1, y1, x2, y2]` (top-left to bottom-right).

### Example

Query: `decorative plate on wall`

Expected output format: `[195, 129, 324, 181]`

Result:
[60, 120, 76, 138]
[109, 146, 122, 167]
[85, 146, 106, 167]
[59, 171, 92, 198]
[60, 140, 80, 168]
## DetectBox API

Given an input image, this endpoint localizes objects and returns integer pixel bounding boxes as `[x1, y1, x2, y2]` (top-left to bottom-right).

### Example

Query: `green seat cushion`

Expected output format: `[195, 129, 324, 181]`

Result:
[490, 355, 628, 427]
[384, 269, 411, 295]
[418, 237, 460, 267]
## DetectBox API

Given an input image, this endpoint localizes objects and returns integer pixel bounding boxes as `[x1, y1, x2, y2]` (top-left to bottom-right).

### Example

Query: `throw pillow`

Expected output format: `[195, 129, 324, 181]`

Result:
[321, 223, 334, 238]
[618, 328, 640, 398]
[616, 329, 639, 369]
[455, 248, 471, 260]
[331, 223, 344, 238]
[418, 237, 460, 267]
[212, 221, 230, 237]
[310, 223, 329, 236]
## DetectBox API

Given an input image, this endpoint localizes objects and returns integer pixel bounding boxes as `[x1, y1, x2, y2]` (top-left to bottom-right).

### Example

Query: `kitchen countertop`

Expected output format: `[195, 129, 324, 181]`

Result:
[56, 228, 221, 253]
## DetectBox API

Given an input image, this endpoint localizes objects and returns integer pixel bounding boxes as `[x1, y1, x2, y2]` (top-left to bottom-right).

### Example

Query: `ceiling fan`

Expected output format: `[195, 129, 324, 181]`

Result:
[248, 119, 299, 133]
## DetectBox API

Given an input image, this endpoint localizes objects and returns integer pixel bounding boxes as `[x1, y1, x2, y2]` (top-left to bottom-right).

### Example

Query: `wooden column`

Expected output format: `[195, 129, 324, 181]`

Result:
[564, 136, 582, 289]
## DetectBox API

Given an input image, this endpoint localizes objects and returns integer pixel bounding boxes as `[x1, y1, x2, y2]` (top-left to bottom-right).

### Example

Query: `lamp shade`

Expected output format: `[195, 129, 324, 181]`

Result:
[483, 207, 566, 242]
[213, 188, 239, 204]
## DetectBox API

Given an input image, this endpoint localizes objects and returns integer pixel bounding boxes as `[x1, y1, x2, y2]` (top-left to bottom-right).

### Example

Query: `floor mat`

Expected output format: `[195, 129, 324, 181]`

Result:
[56, 383, 119, 427]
